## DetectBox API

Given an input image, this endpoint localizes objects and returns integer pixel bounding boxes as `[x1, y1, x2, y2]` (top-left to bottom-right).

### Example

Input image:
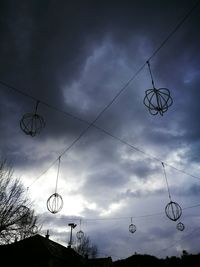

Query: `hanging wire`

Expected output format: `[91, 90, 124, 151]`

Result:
[162, 162, 172, 201]
[1, 0, 200, 188]
[53, 201, 200, 223]
[28, 158, 59, 187]
[55, 156, 61, 194]
[147, 61, 156, 89]
[156, 226, 200, 257]
[148, 0, 200, 61]
[34, 100, 39, 114]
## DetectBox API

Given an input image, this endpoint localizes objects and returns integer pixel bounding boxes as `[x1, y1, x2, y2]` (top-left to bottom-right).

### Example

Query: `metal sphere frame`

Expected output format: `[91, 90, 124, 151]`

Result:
[144, 61, 173, 116]
[143, 87, 173, 116]
[177, 222, 185, 231]
[47, 192, 63, 214]
[20, 113, 45, 137]
[129, 223, 136, 234]
[165, 201, 182, 222]
[20, 101, 45, 137]
[76, 230, 84, 240]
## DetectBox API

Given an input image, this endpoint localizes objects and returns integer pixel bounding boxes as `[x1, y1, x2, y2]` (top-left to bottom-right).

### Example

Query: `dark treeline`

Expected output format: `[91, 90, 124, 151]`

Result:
[113, 250, 200, 267]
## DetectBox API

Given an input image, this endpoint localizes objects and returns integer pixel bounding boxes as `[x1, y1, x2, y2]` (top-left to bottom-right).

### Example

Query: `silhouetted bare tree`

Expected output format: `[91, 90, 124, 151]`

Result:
[0, 160, 39, 244]
[75, 234, 98, 258]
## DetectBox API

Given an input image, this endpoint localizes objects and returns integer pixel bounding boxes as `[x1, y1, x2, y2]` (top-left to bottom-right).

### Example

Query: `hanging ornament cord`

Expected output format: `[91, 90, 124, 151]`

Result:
[131, 217, 133, 223]
[34, 100, 40, 114]
[147, 61, 161, 107]
[32, 100, 40, 130]
[30, 100, 40, 133]
[147, 61, 156, 89]
[162, 162, 172, 201]
[80, 219, 82, 230]
[55, 156, 61, 194]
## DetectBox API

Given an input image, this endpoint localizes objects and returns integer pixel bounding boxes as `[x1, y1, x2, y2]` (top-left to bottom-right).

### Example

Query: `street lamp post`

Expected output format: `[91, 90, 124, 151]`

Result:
[68, 223, 77, 248]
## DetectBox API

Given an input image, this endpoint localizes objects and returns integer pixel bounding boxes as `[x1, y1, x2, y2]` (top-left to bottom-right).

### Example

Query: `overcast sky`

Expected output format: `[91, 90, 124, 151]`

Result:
[0, 0, 200, 260]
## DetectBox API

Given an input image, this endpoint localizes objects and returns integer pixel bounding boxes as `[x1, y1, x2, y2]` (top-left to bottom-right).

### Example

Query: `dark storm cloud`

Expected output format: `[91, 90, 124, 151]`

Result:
[0, 0, 198, 152]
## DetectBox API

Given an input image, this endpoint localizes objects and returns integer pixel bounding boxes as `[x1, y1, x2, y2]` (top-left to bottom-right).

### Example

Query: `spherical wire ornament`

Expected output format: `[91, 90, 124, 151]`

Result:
[129, 223, 136, 234]
[47, 193, 63, 214]
[176, 222, 185, 231]
[143, 88, 173, 116]
[20, 113, 45, 137]
[76, 230, 84, 241]
[165, 201, 182, 222]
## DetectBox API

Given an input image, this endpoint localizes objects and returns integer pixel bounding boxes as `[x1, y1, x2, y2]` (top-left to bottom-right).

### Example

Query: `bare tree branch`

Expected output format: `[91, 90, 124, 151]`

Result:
[0, 160, 40, 244]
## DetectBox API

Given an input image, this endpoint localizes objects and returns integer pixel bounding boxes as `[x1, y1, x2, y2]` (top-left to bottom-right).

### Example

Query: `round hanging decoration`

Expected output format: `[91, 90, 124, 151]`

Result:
[129, 218, 136, 234]
[47, 193, 63, 214]
[20, 101, 45, 137]
[143, 88, 173, 116]
[129, 223, 136, 234]
[76, 230, 84, 240]
[162, 163, 182, 222]
[144, 61, 173, 116]
[46, 157, 64, 214]
[165, 201, 182, 222]
[176, 222, 185, 231]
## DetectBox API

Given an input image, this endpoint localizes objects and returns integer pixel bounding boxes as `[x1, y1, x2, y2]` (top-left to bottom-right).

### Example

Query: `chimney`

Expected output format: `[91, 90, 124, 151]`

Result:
[45, 230, 50, 239]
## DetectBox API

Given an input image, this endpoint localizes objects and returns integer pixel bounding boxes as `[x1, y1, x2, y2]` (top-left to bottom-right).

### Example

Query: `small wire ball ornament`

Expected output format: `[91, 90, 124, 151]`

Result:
[176, 222, 185, 231]
[165, 201, 182, 222]
[76, 230, 84, 240]
[20, 100, 45, 137]
[162, 162, 182, 222]
[47, 192, 63, 214]
[144, 61, 173, 116]
[47, 157, 64, 214]
[76, 219, 84, 241]
[129, 217, 136, 234]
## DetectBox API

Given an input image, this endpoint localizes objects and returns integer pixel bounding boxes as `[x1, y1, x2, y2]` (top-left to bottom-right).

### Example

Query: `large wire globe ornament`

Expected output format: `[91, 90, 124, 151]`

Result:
[20, 101, 45, 137]
[20, 113, 45, 136]
[143, 88, 173, 116]
[129, 223, 136, 234]
[165, 201, 182, 222]
[47, 193, 63, 214]
[76, 230, 84, 240]
[176, 222, 185, 231]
